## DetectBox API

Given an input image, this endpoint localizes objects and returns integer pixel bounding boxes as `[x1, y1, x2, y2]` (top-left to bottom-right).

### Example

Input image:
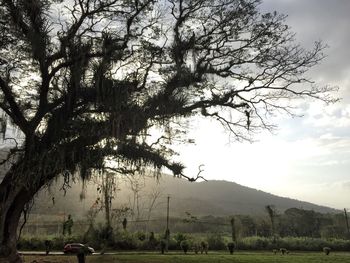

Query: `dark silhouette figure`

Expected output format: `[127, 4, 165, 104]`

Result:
[122, 218, 127, 230]
[44, 240, 52, 255]
[77, 251, 85, 263]
[63, 214, 74, 235]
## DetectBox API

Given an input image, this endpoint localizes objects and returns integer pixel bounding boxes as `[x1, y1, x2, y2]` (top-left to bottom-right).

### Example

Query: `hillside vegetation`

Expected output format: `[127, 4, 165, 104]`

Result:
[29, 175, 338, 219]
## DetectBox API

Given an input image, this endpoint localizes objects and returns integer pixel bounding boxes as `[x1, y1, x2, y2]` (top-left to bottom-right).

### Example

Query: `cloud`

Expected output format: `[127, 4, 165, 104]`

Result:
[262, 0, 350, 91]
[178, 1, 350, 209]
[342, 181, 350, 189]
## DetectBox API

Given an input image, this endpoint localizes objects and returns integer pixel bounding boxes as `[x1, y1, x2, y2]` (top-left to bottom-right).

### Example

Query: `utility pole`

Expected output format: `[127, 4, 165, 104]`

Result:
[165, 195, 170, 251]
[230, 217, 236, 243]
[166, 195, 170, 231]
[344, 208, 350, 238]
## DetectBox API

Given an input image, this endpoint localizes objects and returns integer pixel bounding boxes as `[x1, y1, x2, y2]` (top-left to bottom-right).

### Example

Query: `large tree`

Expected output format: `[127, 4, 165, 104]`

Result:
[0, 0, 336, 261]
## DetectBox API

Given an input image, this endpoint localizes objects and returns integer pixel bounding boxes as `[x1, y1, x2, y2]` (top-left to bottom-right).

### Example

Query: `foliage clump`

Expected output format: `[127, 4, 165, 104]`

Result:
[160, 239, 166, 255]
[200, 241, 209, 254]
[193, 242, 201, 254]
[227, 242, 235, 254]
[323, 247, 331, 255]
[279, 248, 289, 255]
[180, 240, 190, 254]
[206, 233, 224, 250]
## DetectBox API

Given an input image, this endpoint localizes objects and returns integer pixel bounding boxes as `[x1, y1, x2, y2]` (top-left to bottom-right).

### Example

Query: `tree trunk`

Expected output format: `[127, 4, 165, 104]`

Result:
[0, 160, 47, 263]
[0, 178, 32, 263]
[103, 178, 111, 230]
[0, 139, 85, 263]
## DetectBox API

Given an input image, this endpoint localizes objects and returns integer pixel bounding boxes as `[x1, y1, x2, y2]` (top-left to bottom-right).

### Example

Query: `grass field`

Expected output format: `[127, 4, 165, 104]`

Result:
[23, 251, 350, 263]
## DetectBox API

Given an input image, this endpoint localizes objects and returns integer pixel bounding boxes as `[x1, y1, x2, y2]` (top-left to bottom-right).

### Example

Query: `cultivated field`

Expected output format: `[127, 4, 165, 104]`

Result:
[24, 251, 350, 263]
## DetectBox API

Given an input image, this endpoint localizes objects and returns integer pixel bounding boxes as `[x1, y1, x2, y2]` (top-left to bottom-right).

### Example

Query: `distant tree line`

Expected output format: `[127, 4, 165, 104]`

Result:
[20, 207, 349, 241]
[135, 208, 349, 240]
[17, 207, 350, 253]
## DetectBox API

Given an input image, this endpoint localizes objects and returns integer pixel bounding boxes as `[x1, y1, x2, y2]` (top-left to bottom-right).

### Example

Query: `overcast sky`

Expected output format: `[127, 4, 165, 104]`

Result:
[175, 0, 350, 209]
[1, 0, 348, 210]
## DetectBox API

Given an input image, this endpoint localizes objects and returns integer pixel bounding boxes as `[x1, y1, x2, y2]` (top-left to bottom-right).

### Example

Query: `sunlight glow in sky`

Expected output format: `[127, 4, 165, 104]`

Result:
[1, 0, 349, 211]
[173, 0, 350, 209]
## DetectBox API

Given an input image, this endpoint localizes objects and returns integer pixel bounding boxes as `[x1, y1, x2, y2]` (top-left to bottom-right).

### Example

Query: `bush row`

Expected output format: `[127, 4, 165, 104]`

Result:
[17, 231, 224, 251]
[238, 236, 350, 251]
[17, 232, 350, 252]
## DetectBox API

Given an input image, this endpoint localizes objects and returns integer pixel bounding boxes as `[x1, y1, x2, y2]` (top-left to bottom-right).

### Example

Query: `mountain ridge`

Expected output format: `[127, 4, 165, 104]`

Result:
[0, 163, 339, 217]
[143, 176, 339, 215]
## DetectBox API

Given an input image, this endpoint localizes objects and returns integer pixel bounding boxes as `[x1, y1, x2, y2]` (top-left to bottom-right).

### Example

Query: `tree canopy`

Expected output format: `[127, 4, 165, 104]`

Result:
[0, 0, 336, 182]
[0, 0, 337, 262]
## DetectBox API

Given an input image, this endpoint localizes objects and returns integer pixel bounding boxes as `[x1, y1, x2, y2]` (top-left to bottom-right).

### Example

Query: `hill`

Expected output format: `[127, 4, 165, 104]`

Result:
[26, 174, 338, 220]
[0, 145, 339, 218]
[138, 176, 339, 215]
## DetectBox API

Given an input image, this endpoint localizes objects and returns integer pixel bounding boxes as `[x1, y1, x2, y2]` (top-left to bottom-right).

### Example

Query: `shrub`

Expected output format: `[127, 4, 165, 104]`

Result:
[18, 235, 82, 251]
[160, 239, 166, 254]
[174, 233, 187, 248]
[237, 236, 270, 250]
[323, 247, 331, 255]
[238, 236, 350, 251]
[180, 240, 190, 254]
[149, 232, 156, 243]
[206, 233, 225, 250]
[97, 225, 114, 242]
[138, 232, 158, 250]
[167, 238, 178, 250]
[112, 231, 137, 250]
[51, 236, 65, 250]
[193, 242, 201, 254]
[136, 231, 146, 241]
[280, 248, 289, 255]
[200, 241, 209, 254]
[227, 242, 235, 254]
